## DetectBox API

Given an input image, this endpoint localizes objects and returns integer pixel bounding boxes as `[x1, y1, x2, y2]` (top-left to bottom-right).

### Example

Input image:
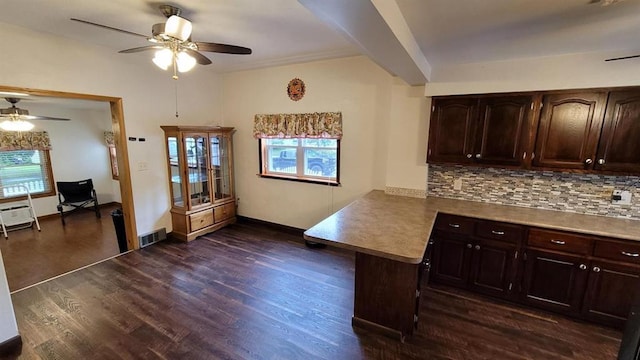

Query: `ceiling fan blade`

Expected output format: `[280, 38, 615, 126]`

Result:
[70, 18, 148, 39]
[184, 50, 212, 65]
[119, 45, 164, 54]
[29, 115, 71, 121]
[195, 42, 252, 55]
[605, 54, 640, 62]
[0, 114, 70, 121]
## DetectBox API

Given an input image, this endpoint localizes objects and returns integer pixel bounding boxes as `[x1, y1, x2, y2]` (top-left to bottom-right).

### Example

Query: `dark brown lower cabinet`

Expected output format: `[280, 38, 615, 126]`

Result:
[521, 249, 589, 315]
[468, 239, 517, 299]
[430, 233, 472, 288]
[582, 260, 640, 328]
[431, 233, 517, 300]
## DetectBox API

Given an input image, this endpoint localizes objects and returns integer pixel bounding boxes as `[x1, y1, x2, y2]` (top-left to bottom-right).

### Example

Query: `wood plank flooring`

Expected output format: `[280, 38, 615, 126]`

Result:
[7, 221, 622, 359]
[0, 204, 120, 292]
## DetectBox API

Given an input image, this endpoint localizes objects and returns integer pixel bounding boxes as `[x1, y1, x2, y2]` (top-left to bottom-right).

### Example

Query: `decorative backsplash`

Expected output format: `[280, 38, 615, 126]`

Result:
[385, 186, 427, 199]
[428, 164, 640, 220]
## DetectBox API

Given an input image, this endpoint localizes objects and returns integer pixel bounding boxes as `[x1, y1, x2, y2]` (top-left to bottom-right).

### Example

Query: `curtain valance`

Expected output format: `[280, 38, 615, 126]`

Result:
[104, 131, 115, 146]
[253, 112, 342, 139]
[0, 131, 51, 151]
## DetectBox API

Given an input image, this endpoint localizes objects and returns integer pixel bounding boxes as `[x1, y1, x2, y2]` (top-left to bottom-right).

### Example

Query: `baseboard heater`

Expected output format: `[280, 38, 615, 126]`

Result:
[138, 228, 167, 248]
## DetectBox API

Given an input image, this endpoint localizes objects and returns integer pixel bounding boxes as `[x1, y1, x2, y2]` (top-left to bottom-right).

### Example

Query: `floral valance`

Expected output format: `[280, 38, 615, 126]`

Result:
[253, 112, 342, 139]
[104, 131, 115, 146]
[0, 131, 51, 151]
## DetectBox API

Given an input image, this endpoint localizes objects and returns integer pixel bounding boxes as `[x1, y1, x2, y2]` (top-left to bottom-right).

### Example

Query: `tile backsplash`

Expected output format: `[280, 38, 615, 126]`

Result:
[428, 164, 640, 220]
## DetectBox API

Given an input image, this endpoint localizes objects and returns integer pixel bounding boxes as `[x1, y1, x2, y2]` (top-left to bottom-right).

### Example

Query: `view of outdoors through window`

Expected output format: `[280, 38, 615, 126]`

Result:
[262, 138, 339, 183]
[0, 150, 51, 198]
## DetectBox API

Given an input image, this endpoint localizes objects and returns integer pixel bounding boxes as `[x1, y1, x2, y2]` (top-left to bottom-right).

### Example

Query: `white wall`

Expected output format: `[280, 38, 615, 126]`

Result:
[222, 56, 428, 229]
[15, 103, 120, 216]
[0, 250, 18, 344]
[0, 22, 224, 235]
[426, 50, 640, 96]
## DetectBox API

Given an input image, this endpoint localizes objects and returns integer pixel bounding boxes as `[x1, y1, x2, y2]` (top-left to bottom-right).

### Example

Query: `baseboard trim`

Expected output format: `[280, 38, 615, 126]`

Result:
[236, 216, 305, 237]
[0, 335, 22, 357]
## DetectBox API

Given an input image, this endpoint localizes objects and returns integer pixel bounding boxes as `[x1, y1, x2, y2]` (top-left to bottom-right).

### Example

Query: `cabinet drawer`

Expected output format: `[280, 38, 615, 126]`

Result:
[190, 210, 214, 231]
[434, 214, 475, 236]
[528, 228, 593, 255]
[594, 240, 640, 265]
[475, 220, 524, 243]
[214, 202, 236, 223]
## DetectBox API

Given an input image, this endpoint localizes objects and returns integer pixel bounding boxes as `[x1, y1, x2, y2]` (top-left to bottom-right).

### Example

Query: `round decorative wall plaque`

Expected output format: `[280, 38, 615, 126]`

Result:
[287, 78, 306, 101]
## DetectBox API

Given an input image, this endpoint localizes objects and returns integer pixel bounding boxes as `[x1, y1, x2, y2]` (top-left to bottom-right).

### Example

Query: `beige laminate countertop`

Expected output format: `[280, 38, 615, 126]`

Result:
[303, 190, 640, 264]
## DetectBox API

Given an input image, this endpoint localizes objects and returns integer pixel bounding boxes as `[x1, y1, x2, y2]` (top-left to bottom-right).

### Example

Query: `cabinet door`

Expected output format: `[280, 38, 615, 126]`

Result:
[165, 135, 186, 209]
[210, 133, 234, 202]
[582, 261, 640, 328]
[595, 90, 640, 172]
[468, 239, 517, 299]
[474, 95, 532, 166]
[184, 133, 211, 209]
[533, 92, 607, 169]
[521, 250, 589, 316]
[430, 233, 472, 288]
[427, 98, 477, 164]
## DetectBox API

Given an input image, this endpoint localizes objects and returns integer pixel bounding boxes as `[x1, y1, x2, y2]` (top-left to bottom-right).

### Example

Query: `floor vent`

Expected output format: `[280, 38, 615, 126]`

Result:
[138, 228, 167, 248]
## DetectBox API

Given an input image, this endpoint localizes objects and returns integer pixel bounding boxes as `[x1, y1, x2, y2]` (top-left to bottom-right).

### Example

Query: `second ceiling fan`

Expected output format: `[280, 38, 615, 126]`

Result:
[71, 4, 252, 79]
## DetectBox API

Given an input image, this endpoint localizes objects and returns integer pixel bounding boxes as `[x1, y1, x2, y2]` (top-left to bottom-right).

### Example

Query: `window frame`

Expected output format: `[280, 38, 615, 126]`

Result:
[0, 149, 56, 203]
[258, 138, 341, 186]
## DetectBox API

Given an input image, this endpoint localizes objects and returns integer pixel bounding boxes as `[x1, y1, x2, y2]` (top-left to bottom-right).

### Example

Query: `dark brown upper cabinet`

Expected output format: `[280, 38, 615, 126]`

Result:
[475, 96, 532, 166]
[428, 98, 477, 164]
[428, 95, 532, 167]
[533, 92, 607, 170]
[595, 90, 640, 173]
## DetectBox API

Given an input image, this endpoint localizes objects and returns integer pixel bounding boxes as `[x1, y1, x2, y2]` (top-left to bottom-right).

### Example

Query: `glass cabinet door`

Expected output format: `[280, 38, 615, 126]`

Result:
[210, 134, 233, 202]
[184, 134, 211, 208]
[166, 136, 185, 208]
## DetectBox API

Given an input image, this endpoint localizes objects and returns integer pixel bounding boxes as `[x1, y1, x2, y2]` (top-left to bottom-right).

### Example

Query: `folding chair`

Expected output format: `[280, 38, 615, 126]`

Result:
[56, 179, 100, 225]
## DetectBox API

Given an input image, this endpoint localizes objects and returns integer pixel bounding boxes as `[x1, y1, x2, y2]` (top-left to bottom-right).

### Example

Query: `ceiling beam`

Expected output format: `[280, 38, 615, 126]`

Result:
[298, 0, 430, 85]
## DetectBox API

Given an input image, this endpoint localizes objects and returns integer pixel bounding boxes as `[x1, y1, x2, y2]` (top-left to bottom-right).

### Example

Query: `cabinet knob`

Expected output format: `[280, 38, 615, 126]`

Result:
[475, 154, 481, 159]
[597, 159, 605, 165]
[585, 158, 593, 165]
[466, 243, 473, 249]
[466, 153, 473, 159]
[474, 245, 481, 250]
[593, 266, 601, 273]
[579, 264, 587, 270]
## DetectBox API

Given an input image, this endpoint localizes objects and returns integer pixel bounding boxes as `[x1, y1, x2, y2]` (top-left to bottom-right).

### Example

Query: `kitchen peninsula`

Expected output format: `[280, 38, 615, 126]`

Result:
[304, 190, 640, 340]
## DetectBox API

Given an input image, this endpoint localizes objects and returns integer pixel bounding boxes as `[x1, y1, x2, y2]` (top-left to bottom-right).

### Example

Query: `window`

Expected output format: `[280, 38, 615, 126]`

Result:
[0, 149, 55, 200]
[253, 112, 343, 185]
[260, 138, 340, 184]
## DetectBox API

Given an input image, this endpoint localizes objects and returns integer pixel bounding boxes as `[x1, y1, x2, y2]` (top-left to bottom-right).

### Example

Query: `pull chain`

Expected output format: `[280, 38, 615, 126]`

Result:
[175, 80, 179, 118]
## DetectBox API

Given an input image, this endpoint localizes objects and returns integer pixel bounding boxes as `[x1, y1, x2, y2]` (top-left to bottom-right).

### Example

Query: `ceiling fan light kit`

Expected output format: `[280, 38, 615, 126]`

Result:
[70, 4, 252, 80]
[0, 119, 34, 132]
[0, 98, 70, 132]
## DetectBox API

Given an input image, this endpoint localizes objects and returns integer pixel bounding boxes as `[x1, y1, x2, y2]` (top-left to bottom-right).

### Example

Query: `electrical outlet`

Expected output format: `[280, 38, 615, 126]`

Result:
[612, 190, 632, 205]
[137, 161, 148, 171]
[453, 178, 463, 191]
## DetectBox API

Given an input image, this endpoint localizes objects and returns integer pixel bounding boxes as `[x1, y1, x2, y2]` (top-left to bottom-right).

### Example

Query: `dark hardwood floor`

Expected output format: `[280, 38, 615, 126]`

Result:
[7, 221, 622, 359]
[0, 204, 120, 292]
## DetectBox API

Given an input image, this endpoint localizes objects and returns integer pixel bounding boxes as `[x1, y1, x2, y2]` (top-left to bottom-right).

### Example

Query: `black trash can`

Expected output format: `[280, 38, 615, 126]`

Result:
[111, 208, 128, 253]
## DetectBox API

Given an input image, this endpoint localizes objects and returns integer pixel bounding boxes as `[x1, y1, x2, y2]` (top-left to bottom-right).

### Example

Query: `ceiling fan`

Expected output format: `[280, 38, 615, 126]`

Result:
[71, 4, 252, 79]
[0, 98, 70, 131]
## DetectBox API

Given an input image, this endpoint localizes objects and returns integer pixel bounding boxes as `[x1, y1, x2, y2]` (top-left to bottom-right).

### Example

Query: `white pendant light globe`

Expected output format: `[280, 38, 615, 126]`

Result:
[176, 51, 197, 73]
[0, 119, 34, 132]
[152, 48, 173, 70]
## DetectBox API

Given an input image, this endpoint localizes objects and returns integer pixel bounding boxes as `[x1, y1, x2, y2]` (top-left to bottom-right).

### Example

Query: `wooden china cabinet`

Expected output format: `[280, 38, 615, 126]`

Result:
[161, 126, 236, 241]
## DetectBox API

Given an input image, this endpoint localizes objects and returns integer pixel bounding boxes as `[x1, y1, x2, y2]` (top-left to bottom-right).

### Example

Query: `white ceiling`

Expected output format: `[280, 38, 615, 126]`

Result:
[1, 0, 639, 84]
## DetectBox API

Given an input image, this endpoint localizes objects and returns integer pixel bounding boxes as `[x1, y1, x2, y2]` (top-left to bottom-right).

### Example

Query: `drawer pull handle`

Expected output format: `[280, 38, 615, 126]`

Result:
[550, 240, 566, 245]
[474, 245, 481, 250]
[466, 243, 472, 249]
[579, 264, 587, 270]
[491, 230, 505, 235]
[621, 251, 640, 257]
[593, 266, 601, 273]
[448, 223, 460, 228]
